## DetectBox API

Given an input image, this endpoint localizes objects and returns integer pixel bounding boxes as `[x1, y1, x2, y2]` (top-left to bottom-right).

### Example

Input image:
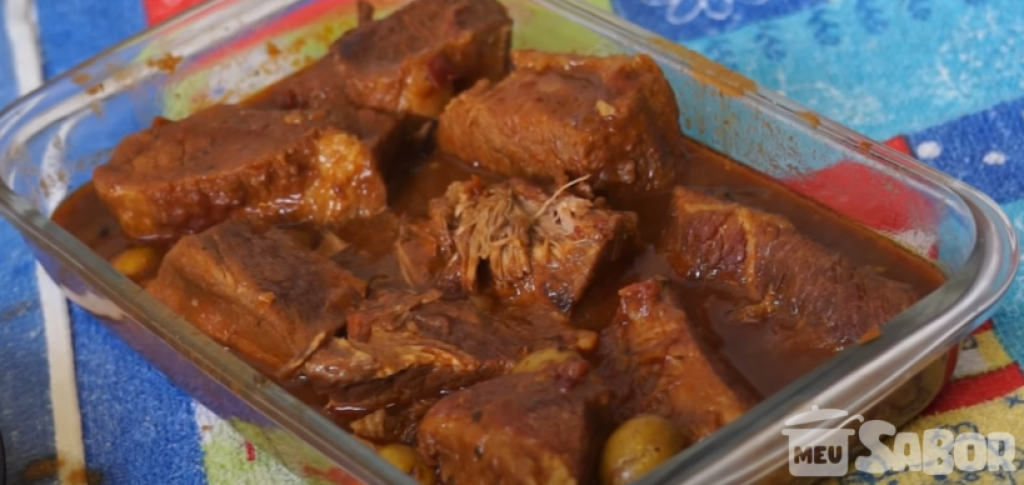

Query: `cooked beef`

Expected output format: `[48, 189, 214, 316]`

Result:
[265, 0, 511, 119]
[436, 50, 681, 193]
[256, 60, 354, 113]
[146, 220, 366, 375]
[395, 178, 638, 313]
[93, 104, 403, 240]
[419, 360, 612, 485]
[599, 278, 759, 443]
[302, 289, 597, 412]
[661, 187, 920, 352]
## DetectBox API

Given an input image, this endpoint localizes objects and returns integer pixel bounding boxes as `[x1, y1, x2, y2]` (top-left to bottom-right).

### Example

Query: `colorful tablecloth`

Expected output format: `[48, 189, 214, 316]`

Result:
[2, 0, 1024, 484]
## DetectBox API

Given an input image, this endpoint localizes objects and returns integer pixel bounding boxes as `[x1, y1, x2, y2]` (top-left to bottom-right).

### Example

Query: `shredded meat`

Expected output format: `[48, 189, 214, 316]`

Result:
[302, 289, 597, 413]
[396, 177, 638, 314]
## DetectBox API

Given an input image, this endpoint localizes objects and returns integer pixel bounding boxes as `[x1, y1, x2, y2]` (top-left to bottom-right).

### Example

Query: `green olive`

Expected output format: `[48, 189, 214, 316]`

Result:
[378, 444, 436, 485]
[111, 246, 160, 279]
[600, 415, 688, 485]
[511, 348, 582, 374]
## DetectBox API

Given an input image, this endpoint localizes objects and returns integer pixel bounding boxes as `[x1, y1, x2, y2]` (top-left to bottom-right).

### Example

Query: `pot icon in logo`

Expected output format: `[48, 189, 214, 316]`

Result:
[782, 405, 864, 477]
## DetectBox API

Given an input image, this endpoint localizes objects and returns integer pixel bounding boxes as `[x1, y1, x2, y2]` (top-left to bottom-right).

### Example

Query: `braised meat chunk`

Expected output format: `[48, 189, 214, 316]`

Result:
[302, 289, 597, 413]
[147, 220, 366, 375]
[396, 178, 638, 313]
[436, 50, 681, 193]
[419, 360, 612, 485]
[257, 59, 355, 113]
[661, 187, 920, 352]
[267, 0, 511, 118]
[599, 278, 759, 443]
[333, 0, 510, 117]
[93, 104, 403, 240]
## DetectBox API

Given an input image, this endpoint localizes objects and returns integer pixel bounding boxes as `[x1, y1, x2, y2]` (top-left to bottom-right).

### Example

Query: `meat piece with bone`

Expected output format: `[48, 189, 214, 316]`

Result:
[302, 288, 597, 415]
[264, 0, 512, 119]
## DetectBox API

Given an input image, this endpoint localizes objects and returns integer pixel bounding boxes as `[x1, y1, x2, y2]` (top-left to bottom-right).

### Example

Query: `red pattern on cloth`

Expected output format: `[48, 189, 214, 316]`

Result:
[923, 362, 1024, 416]
[143, 0, 208, 25]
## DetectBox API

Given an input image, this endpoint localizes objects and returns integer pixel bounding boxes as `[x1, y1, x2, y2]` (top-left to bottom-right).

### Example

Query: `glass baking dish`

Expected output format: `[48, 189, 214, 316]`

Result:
[0, 0, 1016, 483]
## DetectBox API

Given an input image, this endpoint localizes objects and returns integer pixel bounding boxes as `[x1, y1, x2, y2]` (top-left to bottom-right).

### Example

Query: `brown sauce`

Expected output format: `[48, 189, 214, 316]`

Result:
[52, 135, 945, 401]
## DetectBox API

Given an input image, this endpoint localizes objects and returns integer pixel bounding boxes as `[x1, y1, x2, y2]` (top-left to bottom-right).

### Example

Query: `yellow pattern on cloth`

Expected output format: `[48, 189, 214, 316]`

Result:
[819, 327, 1024, 484]
[953, 330, 1014, 379]
[821, 394, 1024, 484]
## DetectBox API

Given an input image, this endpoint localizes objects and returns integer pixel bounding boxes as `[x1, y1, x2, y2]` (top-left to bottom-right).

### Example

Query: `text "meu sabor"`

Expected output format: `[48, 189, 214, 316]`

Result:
[784, 406, 1016, 477]
[852, 421, 1016, 474]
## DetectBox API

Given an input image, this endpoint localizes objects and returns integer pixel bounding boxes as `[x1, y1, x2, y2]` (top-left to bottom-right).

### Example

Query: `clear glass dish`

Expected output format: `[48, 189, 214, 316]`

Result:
[0, 0, 1016, 484]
